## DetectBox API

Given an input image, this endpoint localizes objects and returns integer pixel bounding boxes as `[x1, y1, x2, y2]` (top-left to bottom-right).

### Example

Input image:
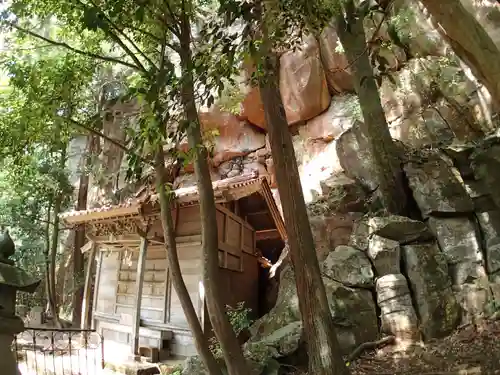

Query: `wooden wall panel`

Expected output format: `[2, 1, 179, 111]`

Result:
[96, 251, 120, 314]
[115, 248, 168, 323]
[205, 251, 259, 336]
[168, 243, 203, 328]
[176, 206, 202, 236]
[242, 226, 254, 254]
[216, 210, 225, 242]
[227, 253, 242, 271]
[202, 205, 260, 334]
[226, 217, 241, 249]
[216, 205, 252, 272]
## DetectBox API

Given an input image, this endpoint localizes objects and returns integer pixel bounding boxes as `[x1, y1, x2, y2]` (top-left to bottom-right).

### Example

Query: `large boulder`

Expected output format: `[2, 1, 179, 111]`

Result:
[280, 35, 331, 125]
[441, 145, 475, 179]
[198, 107, 266, 166]
[428, 217, 486, 285]
[298, 95, 360, 143]
[475, 210, 500, 276]
[453, 281, 494, 324]
[336, 121, 378, 190]
[376, 274, 419, 339]
[402, 243, 460, 339]
[379, 57, 484, 147]
[250, 267, 301, 341]
[246, 321, 303, 359]
[334, 121, 409, 193]
[309, 212, 361, 262]
[241, 36, 331, 129]
[250, 264, 379, 357]
[391, 0, 449, 57]
[321, 246, 374, 288]
[307, 173, 368, 216]
[349, 215, 433, 251]
[404, 155, 474, 217]
[323, 279, 379, 354]
[368, 235, 401, 276]
[471, 138, 500, 209]
[240, 84, 267, 131]
[318, 25, 354, 94]
[292, 137, 343, 203]
[386, 106, 456, 148]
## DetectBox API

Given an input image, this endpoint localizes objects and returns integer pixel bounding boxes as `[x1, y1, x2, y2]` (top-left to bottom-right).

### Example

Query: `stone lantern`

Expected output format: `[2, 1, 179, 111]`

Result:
[0, 231, 41, 375]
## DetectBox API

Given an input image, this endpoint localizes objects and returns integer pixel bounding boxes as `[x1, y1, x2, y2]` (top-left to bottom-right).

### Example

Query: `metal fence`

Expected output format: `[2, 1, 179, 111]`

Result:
[14, 328, 104, 375]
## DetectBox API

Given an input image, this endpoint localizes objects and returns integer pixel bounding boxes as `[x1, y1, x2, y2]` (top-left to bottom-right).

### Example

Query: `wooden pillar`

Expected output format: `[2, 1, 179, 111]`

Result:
[131, 237, 148, 358]
[92, 249, 103, 330]
[80, 242, 97, 330]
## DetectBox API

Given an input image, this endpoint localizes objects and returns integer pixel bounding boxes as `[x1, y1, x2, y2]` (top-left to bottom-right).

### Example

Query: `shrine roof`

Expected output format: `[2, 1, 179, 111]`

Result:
[60, 171, 266, 225]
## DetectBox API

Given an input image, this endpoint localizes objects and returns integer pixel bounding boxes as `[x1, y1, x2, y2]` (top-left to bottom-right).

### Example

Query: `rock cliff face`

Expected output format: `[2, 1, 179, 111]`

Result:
[70, 1, 500, 372]
[227, 135, 500, 373]
[79, 0, 499, 208]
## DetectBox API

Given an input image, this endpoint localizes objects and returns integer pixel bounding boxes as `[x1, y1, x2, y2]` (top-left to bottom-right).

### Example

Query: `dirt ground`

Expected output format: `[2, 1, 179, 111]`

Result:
[350, 319, 500, 375]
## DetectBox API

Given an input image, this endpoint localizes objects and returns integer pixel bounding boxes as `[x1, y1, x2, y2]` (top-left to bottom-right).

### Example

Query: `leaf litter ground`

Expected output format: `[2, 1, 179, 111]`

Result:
[349, 319, 500, 375]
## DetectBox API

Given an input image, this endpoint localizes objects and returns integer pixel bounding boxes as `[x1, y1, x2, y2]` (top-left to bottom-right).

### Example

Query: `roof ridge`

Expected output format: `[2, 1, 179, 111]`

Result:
[59, 170, 263, 221]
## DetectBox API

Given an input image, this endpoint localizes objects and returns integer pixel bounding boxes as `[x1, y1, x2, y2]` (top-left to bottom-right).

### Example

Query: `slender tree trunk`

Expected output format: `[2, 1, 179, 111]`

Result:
[154, 149, 222, 375]
[255, 34, 350, 375]
[336, 0, 406, 214]
[44, 202, 54, 318]
[178, 7, 252, 375]
[81, 243, 96, 329]
[71, 136, 92, 326]
[48, 146, 67, 328]
[419, 0, 500, 108]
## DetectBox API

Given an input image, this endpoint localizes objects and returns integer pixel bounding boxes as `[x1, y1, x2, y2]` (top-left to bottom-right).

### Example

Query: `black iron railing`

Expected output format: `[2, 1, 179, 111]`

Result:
[14, 327, 104, 375]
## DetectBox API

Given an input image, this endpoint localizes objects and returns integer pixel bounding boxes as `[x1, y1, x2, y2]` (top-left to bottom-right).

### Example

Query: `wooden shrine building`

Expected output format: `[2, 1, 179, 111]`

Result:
[60, 171, 285, 362]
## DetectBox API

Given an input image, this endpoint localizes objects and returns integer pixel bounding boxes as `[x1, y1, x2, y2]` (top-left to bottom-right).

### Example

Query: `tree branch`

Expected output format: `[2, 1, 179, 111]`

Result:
[67, 117, 154, 166]
[346, 335, 395, 362]
[34, 218, 72, 231]
[163, 1, 181, 37]
[125, 25, 162, 43]
[329, 0, 395, 74]
[84, 0, 157, 72]
[4, 21, 141, 71]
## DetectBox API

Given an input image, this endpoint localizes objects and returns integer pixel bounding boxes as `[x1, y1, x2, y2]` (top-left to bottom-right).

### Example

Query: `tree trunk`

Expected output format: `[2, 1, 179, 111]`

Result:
[71, 135, 93, 326]
[44, 202, 55, 318]
[419, 0, 500, 108]
[256, 43, 350, 374]
[336, 1, 407, 214]
[48, 146, 67, 328]
[178, 7, 252, 375]
[81, 243, 96, 329]
[154, 150, 222, 375]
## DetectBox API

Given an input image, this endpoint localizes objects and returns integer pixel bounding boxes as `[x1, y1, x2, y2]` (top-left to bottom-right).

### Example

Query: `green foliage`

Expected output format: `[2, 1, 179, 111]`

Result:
[209, 302, 254, 359]
[0, 150, 72, 276]
[217, 79, 246, 115]
[0, 31, 97, 160]
[387, 7, 417, 49]
[159, 364, 184, 375]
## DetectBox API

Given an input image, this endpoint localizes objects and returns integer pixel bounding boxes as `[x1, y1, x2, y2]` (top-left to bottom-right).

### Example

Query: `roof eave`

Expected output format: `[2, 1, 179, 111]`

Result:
[60, 204, 142, 226]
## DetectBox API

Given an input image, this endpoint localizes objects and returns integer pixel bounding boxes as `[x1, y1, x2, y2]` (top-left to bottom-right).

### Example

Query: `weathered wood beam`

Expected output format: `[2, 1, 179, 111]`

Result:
[90, 249, 103, 330]
[81, 242, 97, 330]
[80, 241, 94, 253]
[259, 179, 287, 240]
[131, 236, 149, 358]
[256, 229, 281, 241]
[246, 210, 269, 217]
